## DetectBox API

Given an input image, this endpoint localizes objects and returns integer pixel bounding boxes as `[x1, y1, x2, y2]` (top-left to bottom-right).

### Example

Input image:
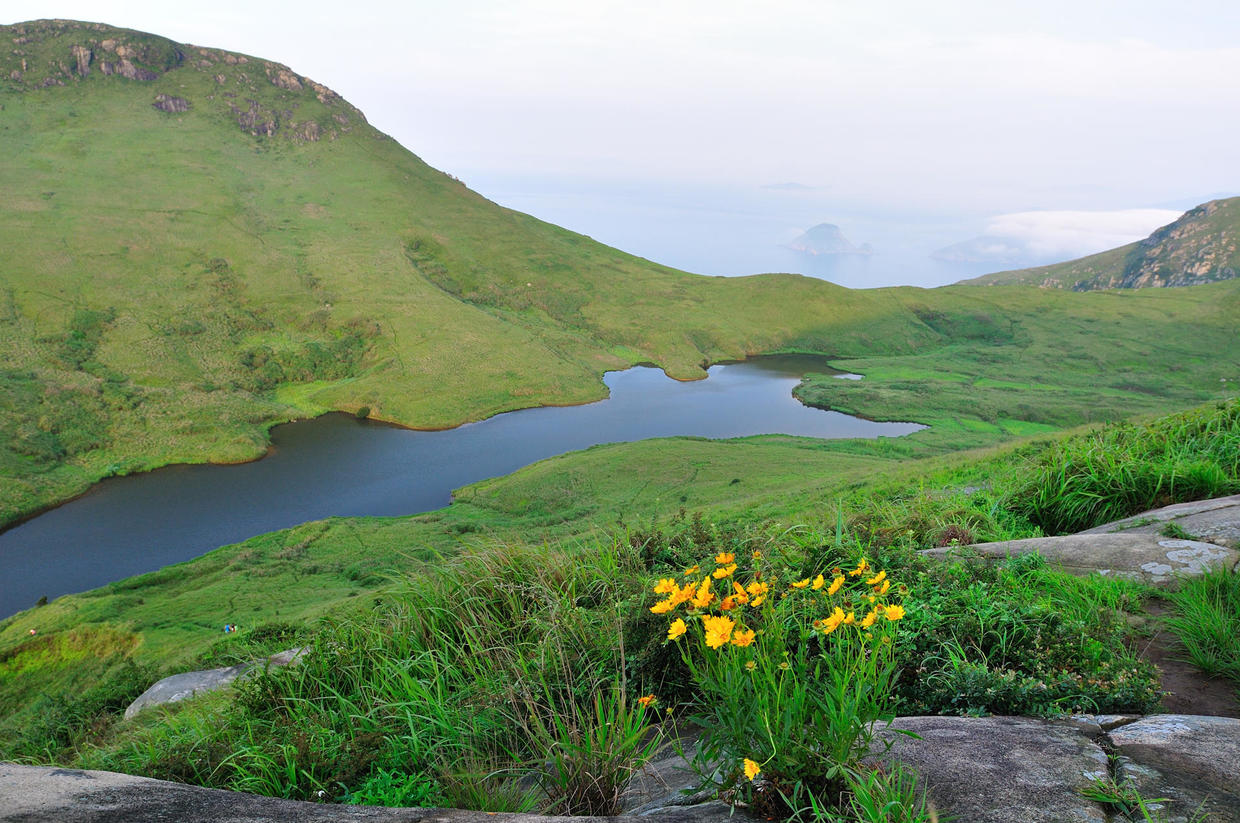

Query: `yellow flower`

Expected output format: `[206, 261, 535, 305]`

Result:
[702, 615, 735, 649]
[637, 694, 657, 707]
[720, 595, 737, 611]
[751, 550, 762, 560]
[744, 758, 761, 781]
[848, 558, 870, 577]
[860, 609, 878, 628]
[715, 551, 735, 564]
[667, 618, 687, 640]
[672, 581, 697, 607]
[683, 565, 700, 576]
[883, 604, 906, 621]
[791, 578, 810, 589]
[865, 570, 887, 586]
[746, 580, 769, 598]
[875, 579, 891, 595]
[820, 606, 846, 635]
[713, 563, 738, 579]
[750, 596, 766, 607]
[731, 627, 756, 647]
[692, 577, 714, 609]
[650, 598, 675, 614]
[843, 611, 856, 625]
[653, 577, 678, 595]
[826, 575, 845, 596]
[731, 581, 750, 606]
[811, 573, 825, 590]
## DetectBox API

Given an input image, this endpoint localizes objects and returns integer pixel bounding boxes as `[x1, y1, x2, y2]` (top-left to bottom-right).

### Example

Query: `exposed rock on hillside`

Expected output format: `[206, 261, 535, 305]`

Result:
[152, 93, 188, 113]
[2, 19, 365, 142]
[961, 197, 1240, 290]
[1116, 199, 1240, 288]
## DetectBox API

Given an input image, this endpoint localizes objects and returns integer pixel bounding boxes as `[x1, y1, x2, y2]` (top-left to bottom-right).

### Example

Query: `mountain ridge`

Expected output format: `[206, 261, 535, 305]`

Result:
[960, 197, 1240, 289]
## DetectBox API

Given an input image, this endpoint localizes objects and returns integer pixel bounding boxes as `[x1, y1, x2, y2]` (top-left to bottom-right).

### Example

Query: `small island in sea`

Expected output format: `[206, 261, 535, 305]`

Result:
[785, 222, 874, 255]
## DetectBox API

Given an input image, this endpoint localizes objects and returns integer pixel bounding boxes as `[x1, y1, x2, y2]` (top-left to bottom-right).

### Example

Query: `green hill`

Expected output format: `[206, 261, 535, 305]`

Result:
[0, 19, 924, 526]
[961, 197, 1240, 289]
[0, 17, 1236, 538]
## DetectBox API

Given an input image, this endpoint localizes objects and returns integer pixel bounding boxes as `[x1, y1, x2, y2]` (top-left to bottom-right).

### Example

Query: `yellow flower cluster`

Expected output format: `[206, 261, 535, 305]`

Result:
[652, 552, 907, 651]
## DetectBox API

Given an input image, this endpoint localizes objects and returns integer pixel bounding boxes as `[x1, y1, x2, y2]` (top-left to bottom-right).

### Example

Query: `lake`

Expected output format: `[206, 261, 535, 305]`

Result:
[0, 356, 922, 617]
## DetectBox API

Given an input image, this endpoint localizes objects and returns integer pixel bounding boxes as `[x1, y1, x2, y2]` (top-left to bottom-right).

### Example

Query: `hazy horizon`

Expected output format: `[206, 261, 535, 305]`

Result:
[7, 1, 1240, 285]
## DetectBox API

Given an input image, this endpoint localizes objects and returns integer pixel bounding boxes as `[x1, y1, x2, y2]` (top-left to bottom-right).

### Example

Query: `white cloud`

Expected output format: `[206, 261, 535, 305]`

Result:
[983, 209, 1184, 257]
[933, 208, 1184, 265]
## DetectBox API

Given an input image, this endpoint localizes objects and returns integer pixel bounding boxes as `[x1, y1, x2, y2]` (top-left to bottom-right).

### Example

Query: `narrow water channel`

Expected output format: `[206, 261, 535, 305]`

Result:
[0, 356, 922, 617]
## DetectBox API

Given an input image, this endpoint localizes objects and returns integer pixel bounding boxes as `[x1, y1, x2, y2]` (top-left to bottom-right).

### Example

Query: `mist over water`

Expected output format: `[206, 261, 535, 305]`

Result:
[467, 176, 1018, 288]
[465, 176, 1208, 289]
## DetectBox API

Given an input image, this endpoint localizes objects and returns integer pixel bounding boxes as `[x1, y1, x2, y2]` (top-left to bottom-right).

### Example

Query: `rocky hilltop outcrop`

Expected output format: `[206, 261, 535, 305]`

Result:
[1, 19, 366, 142]
[1114, 199, 1240, 288]
[961, 197, 1240, 290]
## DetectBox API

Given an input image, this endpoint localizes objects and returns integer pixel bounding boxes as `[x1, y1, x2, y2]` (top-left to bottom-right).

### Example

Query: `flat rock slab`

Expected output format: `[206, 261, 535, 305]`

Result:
[0, 764, 738, 823]
[1082, 494, 1240, 549]
[1111, 715, 1240, 822]
[877, 716, 1110, 823]
[920, 533, 1240, 586]
[124, 647, 307, 719]
[7, 717, 1240, 823]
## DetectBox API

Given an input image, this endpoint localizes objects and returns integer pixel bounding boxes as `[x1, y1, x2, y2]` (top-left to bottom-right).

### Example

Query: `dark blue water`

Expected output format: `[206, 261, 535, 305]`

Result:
[0, 356, 922, 616]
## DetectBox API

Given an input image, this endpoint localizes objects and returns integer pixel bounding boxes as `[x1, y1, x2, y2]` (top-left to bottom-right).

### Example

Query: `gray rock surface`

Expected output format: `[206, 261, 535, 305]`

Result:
[1082, 494, 1240, 548]
[876, 716, 1110, 823]
[1110, 715, 1240, 822]
[920, 533, 1240, 586]
[0, 763, 739, 823]
[622, 735, 717, 815]
[5, 716, 1240, 823]
[123, 647, 307, 719]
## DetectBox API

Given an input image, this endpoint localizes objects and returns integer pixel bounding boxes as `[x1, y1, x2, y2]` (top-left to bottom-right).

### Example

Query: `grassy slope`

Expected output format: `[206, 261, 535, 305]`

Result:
[3, 20, 1240, 745]
[7, 22, 1236, 531]
[0, 20, 939, 526]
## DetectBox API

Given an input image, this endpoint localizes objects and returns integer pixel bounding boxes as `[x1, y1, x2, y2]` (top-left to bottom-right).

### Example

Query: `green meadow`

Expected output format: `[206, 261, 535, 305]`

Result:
[3, 20, 1240, 820]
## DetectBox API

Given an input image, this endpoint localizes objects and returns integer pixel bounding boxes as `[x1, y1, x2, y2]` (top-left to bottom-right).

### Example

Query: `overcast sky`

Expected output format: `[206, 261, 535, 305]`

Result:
[6, 1, 1240, 282]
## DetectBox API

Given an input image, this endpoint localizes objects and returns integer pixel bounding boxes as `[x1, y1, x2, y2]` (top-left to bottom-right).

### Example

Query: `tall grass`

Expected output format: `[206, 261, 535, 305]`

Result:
[1009, 399, 1240, 534]
[81, 538, 660, 813]
[1165, 567, 1240, 687]
[56, 516, 1166, 821]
